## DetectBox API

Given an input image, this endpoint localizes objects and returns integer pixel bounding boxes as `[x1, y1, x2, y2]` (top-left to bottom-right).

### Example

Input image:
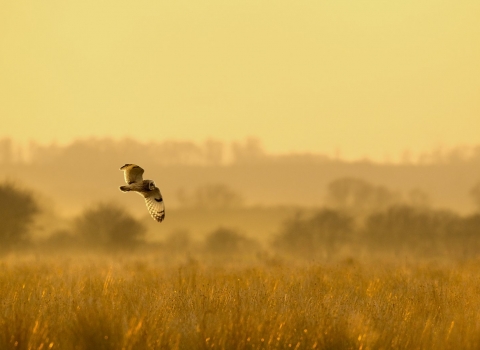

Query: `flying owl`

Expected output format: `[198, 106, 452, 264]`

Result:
[119, 164, 165, 222]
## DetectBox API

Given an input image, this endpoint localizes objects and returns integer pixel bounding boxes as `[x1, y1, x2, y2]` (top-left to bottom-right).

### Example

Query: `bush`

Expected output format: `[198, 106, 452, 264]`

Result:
[39, 229, 79, 252]
[203, 228, 256, 256]
[470, 182, 480, 212]
[0, 182, 39, 252]
[163, 230, 193, 256]
[326, 177, 401, 217]
[362, 205, 462, 256]
[274, 209, 353, 259]
[74, 203, 146, 252]
[445, 213, 480, 258]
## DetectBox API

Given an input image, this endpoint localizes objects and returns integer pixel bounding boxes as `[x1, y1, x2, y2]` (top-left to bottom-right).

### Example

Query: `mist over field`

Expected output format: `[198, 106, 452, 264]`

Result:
[1, 136, 480, 260]
[1, 0, 480, 347]
[2, 140, 480, 349]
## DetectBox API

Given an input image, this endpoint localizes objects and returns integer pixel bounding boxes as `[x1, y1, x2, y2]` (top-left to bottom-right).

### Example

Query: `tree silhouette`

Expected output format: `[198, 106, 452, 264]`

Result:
[74, 203, 146, 252]
[0, 138, 13, 164]
[0, 182, 39, 252]
[274, 209, 353, 259]
[204, 227, 255, 256]
[362, 205, 460, 256]
[470, 182, 480, 212]
[231, 138, 265, 164]
[326, 177, 401, 217]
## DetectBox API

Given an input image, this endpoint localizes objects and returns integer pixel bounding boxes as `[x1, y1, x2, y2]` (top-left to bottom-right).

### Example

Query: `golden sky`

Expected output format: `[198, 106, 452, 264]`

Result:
[1, 0, 479, 160]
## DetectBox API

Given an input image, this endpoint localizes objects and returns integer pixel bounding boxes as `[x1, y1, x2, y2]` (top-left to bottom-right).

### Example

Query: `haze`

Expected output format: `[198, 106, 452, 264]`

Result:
[1, 0, 479, 160]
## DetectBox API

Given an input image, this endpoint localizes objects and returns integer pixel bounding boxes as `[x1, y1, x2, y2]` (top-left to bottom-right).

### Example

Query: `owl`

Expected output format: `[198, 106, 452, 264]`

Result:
[119, 164, 165, 222]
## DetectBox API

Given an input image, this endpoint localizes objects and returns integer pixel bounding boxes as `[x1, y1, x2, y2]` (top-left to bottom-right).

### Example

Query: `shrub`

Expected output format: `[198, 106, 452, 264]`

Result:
[362, 205, 462, 256]
[470, 182, 480, 212]
[40, 229, 79, 252]
[0, 182, 39, 252]
[163, 230, 193, 256]
[273, 209, 353, 259]
[326, 177, 401, 217]
[203, 227, 256, 256]
[74, 203, 146, 252]
[446, 213, 480, 258]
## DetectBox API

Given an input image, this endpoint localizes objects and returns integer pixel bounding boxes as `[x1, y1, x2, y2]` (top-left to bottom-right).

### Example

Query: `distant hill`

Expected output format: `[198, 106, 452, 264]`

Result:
[1, 138, 480, 215]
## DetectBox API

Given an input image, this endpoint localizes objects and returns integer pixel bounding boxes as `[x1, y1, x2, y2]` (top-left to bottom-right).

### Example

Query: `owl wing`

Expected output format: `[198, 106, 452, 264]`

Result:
[120, 164, 144, 184]
[144, 187, 165, 222]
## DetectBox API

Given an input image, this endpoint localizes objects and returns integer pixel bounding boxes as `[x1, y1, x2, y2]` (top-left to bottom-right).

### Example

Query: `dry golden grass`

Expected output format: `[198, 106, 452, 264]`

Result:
[1, 256, 480, 349]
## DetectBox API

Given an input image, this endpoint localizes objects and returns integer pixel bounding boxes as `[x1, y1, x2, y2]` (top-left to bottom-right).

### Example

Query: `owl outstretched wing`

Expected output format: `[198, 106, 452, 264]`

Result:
[120, 164, 144, 184]
[144, 187, 165, 222]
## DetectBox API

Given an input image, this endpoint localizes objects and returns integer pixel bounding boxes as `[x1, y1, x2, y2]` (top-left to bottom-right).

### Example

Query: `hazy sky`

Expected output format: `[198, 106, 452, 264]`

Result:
[1, 0, 479, 160]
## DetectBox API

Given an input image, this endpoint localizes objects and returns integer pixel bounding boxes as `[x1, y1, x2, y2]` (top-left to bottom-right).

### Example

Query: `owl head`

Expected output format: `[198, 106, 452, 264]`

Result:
[147, 180, 156, 191]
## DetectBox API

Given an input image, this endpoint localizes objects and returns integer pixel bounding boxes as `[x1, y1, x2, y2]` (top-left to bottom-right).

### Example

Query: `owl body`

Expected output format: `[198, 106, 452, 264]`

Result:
[119, 180, 156, 195]
[119, 164, 165, 222]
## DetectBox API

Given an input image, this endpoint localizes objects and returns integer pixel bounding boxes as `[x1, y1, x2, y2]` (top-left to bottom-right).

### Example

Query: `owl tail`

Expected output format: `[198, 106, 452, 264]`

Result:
[119, 186, 130, 192]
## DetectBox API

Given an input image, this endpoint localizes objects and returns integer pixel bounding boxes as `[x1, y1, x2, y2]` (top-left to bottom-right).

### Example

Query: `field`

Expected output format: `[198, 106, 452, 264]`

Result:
[1, 256, 480, 350]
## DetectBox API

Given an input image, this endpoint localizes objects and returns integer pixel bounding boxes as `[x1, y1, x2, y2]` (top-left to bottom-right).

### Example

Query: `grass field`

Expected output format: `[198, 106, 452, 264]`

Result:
[1, 255, 480, 350]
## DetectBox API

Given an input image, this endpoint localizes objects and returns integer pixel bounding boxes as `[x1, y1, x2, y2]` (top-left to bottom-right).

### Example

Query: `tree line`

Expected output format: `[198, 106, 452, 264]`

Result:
[4, 137, 480, 166]
[0, 137, 269, 166]
[3, 178, 480, 260]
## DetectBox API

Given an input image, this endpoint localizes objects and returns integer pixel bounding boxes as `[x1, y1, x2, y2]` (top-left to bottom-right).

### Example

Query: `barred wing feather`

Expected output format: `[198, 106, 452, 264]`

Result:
[144, 187, 165, 222]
